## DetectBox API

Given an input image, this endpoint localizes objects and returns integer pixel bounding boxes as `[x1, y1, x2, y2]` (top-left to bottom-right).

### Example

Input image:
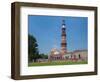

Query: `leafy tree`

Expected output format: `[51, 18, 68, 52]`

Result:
[28, 34, 39, 62]
[28, 34, 49, 63]
[39, 54, 48, 59]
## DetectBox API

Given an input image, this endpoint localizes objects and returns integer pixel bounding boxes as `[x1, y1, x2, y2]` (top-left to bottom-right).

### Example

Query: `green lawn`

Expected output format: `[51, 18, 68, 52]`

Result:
[28, 60, 87, 67]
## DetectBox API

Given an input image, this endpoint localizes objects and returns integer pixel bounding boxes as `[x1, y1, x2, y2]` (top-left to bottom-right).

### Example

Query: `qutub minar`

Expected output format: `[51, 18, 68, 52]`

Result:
[61, 19, 67, 55]
[48, 19, 87, 61]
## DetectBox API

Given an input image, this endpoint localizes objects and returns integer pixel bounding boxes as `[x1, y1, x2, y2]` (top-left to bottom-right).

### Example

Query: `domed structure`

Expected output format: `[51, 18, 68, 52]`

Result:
[48, 19, 67, 61]
[50, 48, 60, 55]
[48, 48, 63, 61]
[48, 19, 88, 62]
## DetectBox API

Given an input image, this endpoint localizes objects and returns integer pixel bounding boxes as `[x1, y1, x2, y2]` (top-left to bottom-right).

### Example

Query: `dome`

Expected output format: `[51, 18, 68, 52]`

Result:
[50, 48, 60, 55]
[54, 51, 60, 55]
[51, 48, 57, 52]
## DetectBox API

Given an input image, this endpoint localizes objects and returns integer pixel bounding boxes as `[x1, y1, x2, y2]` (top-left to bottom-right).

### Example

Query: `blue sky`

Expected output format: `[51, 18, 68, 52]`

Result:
[28, 15, 88, 54]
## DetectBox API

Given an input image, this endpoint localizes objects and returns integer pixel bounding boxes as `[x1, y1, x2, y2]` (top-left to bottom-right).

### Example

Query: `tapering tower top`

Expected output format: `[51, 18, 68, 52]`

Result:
[62, 19, 66, 28]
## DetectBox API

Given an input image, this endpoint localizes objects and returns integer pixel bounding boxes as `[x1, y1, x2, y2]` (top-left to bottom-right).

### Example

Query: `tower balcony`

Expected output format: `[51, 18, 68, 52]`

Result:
[61, 33, 66, 36]
[61, 43, 67, 45]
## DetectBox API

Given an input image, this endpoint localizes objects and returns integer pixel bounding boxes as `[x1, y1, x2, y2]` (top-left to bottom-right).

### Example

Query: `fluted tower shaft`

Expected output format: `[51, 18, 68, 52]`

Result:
[61, 19, 67, 55]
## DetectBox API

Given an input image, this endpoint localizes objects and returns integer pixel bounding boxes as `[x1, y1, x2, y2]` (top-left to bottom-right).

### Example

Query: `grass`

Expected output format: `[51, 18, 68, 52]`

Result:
[28, 60, 87, 67]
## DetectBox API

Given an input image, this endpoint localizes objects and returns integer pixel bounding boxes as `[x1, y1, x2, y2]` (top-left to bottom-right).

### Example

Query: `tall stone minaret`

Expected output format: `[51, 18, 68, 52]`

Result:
[61, 19, 67, 55]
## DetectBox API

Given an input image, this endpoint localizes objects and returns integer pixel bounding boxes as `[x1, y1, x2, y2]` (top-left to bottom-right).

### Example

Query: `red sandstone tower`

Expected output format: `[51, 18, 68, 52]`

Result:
[61, 19, 67, 55]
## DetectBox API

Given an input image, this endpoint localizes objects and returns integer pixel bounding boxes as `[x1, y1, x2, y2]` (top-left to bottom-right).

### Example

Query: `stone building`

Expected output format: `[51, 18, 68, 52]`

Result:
[48, 19, 87, 61]
[48, 48, 62, 61]
[64, 50, 87, 61]
[60, 19, 67, 55]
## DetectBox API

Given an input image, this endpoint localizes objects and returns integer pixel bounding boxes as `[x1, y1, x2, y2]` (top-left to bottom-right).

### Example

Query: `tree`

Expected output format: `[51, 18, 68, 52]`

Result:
[28, 34, 39, 62]
[39, 54, 48, 59]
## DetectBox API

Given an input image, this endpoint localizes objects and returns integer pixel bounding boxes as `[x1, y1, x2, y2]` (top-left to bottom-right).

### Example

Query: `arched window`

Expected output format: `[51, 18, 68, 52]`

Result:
[78, 54, 81, 59]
